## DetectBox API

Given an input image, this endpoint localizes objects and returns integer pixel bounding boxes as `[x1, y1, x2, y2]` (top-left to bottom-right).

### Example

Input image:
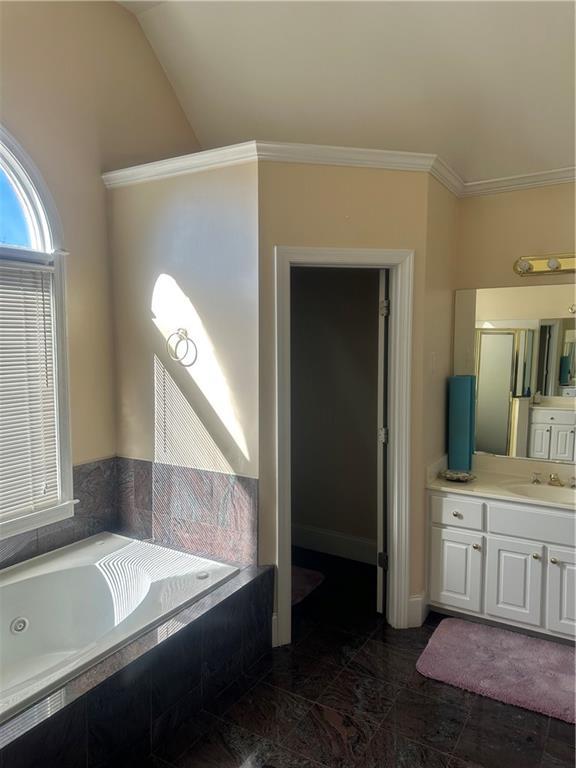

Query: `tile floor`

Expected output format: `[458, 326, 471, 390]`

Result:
[149, 549, 575, 768]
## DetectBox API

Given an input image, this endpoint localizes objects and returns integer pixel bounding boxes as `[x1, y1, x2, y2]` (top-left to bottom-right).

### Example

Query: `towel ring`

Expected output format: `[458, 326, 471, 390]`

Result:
[166, 328, 198, 367]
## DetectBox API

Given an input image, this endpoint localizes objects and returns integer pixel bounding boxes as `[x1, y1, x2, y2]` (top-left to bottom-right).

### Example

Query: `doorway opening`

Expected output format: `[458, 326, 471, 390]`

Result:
[290, 266, 388, 635]
[274, 247, 414, 647]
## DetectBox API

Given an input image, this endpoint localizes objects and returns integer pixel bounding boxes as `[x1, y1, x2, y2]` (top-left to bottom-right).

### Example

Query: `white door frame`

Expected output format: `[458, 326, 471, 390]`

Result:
[274, 246, 414, 646]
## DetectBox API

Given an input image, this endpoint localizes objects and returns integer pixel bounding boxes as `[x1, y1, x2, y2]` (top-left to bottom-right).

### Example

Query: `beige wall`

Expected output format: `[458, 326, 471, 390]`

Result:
[456, 183, 575, 289]
[109, 164, 259, 479]
[258, 162, 432, 593]
[0, 1, 199, 464]
[419, 177, 459, 573]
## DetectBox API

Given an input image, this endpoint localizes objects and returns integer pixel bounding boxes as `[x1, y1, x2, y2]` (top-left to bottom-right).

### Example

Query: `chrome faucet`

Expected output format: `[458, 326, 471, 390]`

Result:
[548, 473, 565, 487]
[570, 477, 576, 489]
[531, 472, 542, 485]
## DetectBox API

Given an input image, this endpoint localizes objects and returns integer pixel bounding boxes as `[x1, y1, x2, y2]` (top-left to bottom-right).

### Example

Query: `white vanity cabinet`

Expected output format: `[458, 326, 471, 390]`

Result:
[547, 547, 576, 636]
[528, 408, 576, 461]
[429, 491, 576, 639]
[484, 536, 543, 626]
[550, 424, 576, 462]
[430, 527, 483, 612]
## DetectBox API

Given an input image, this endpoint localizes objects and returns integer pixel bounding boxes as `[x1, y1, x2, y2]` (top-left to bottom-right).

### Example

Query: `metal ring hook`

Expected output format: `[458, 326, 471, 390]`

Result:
[166, 328, 198, 367]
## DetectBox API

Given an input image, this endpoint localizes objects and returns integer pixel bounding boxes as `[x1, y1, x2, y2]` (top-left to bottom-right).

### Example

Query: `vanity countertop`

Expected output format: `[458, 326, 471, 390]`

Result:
[428, 471, 576, 511]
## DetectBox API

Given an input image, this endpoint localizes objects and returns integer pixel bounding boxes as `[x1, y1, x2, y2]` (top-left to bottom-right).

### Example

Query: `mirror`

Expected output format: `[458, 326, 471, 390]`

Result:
[454, 284, 576, 464]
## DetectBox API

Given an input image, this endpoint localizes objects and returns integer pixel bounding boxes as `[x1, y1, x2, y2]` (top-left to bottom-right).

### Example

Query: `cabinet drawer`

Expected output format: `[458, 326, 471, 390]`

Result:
[531, 408, 576, 425]
[430, 495, 484, 530]
[487, 502, 575, 546]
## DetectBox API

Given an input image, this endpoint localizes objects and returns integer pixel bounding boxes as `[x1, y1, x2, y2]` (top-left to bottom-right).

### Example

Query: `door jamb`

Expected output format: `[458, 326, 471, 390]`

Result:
[274, 247, 414, 646]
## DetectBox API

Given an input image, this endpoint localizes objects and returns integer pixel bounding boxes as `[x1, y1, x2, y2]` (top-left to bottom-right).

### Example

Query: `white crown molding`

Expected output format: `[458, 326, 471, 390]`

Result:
[255, 140, 437, 173]
[461, 166, 576, 197]
[102, 142, 259, 188]
[430, 156, 465, 197]
[102, 140, 575, 198]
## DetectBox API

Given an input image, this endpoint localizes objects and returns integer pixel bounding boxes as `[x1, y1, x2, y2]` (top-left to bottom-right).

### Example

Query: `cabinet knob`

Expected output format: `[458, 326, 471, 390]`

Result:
[550, 557, 559, 565]
[472, 543, 481, 551]
[532, 553, 541, 560]
[452, 511, 462, 519]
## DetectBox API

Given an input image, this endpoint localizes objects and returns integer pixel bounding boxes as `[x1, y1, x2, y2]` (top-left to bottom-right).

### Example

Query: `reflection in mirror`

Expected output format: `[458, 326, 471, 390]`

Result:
[454, 284, 576, 464]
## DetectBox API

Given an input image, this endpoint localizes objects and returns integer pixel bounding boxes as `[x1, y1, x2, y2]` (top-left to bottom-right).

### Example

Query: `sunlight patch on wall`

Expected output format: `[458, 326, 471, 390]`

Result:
[151, 274, 249, 461]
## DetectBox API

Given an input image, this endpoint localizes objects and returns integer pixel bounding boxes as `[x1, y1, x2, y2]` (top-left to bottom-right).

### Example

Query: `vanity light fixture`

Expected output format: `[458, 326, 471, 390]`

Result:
[513, 253, 576, 276]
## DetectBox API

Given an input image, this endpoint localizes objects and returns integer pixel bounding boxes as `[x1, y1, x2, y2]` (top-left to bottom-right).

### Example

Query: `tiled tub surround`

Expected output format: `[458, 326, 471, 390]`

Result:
[0, 457, 258, 571]
[0, 565, 274, 767]
[0, 458, 118, 570]
[118, 458, 258, 566]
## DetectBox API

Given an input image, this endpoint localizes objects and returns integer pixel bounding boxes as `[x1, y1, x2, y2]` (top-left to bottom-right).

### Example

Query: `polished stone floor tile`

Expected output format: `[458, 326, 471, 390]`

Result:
[291, 612, 319, 640]
[540, 737, 576, 768]
[223, 682, 312, 742]
[172, 716, 326, 768]
[358, 727, 453, 768]
[370, 623, 434, 654]
[319, 611, 384, 637]
[382, 688, 467, 753]
[262, 647, 344, 701]
[548, 717, 575, 748]
[408, 670, 478, 710]
[172, 718, 261, 767]
[454, 716, 545, 768]
[347, 639, 417, 685]
[256, 743, 328, 768]
[295, 626, 366, 666]
[469, 694, 550, 739]
[282, 702, 379, 768]
[447, 758, 485, 768]
[318, 668, 399, 722]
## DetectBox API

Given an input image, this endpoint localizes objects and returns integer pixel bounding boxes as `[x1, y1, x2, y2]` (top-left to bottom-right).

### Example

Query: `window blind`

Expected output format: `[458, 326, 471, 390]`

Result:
[0, 262, 60, 519]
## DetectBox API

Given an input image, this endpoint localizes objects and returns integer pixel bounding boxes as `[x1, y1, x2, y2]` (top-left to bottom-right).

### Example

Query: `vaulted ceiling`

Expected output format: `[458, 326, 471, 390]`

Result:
[124, 1, 575, 183]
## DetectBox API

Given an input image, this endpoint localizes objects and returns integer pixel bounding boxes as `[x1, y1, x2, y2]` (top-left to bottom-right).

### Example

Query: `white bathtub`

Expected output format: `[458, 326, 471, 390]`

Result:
[0, 533, 238, 722]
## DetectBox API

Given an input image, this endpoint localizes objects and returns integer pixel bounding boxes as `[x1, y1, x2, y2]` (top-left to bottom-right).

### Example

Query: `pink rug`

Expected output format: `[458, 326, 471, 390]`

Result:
[416, 618, 576, 723]
[292, 566, 324, 605]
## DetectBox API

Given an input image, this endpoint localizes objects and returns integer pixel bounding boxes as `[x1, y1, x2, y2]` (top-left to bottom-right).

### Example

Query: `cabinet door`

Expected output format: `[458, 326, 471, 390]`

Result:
[547, 547, 576, 637]
[528, 424, 551, 459]
[485, 536, 543, 626]
[549, 424, 575, 462]
[430, 527, 483, 612]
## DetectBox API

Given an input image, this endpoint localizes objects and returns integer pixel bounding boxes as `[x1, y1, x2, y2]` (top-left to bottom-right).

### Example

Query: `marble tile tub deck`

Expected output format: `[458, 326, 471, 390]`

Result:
[0, 566, 274, 768]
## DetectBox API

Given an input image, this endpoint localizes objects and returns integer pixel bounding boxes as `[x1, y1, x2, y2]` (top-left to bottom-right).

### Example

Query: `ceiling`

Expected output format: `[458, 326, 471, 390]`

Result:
[127, 1, 574, 183]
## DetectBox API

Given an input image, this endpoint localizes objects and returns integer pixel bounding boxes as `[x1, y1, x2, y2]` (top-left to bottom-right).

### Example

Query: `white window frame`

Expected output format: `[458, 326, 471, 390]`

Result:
[0, 125, 74, 539]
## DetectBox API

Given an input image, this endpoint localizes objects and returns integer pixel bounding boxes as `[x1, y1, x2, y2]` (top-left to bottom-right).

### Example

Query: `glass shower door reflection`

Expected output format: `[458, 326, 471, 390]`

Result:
[476, 332, 515, 455]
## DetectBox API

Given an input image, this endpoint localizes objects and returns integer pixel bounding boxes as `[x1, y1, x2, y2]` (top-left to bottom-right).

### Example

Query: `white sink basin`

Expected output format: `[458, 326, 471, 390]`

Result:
[505, 482, 576, 507]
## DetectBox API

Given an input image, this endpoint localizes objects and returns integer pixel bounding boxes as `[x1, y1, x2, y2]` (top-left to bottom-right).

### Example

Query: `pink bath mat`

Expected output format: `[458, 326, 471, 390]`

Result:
[416, 618, 576, 723]
[292, 566, 324, 605]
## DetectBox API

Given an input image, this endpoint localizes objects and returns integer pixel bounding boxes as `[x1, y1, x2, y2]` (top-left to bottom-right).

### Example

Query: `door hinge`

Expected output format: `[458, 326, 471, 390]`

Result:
[378, 552, 389, 570]
[379, 299, 390, 317]
[378, 427, 389, 444]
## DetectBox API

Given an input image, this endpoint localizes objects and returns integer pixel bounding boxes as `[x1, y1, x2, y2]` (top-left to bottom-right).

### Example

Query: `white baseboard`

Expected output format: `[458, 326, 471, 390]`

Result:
[407, 594, 429, 627]
[292, 524, 377, 565]
[271, 612, 281, 647]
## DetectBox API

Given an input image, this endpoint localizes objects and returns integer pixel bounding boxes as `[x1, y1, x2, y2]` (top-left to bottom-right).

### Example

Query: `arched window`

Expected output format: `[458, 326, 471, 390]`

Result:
[0, 127, 73, 537]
